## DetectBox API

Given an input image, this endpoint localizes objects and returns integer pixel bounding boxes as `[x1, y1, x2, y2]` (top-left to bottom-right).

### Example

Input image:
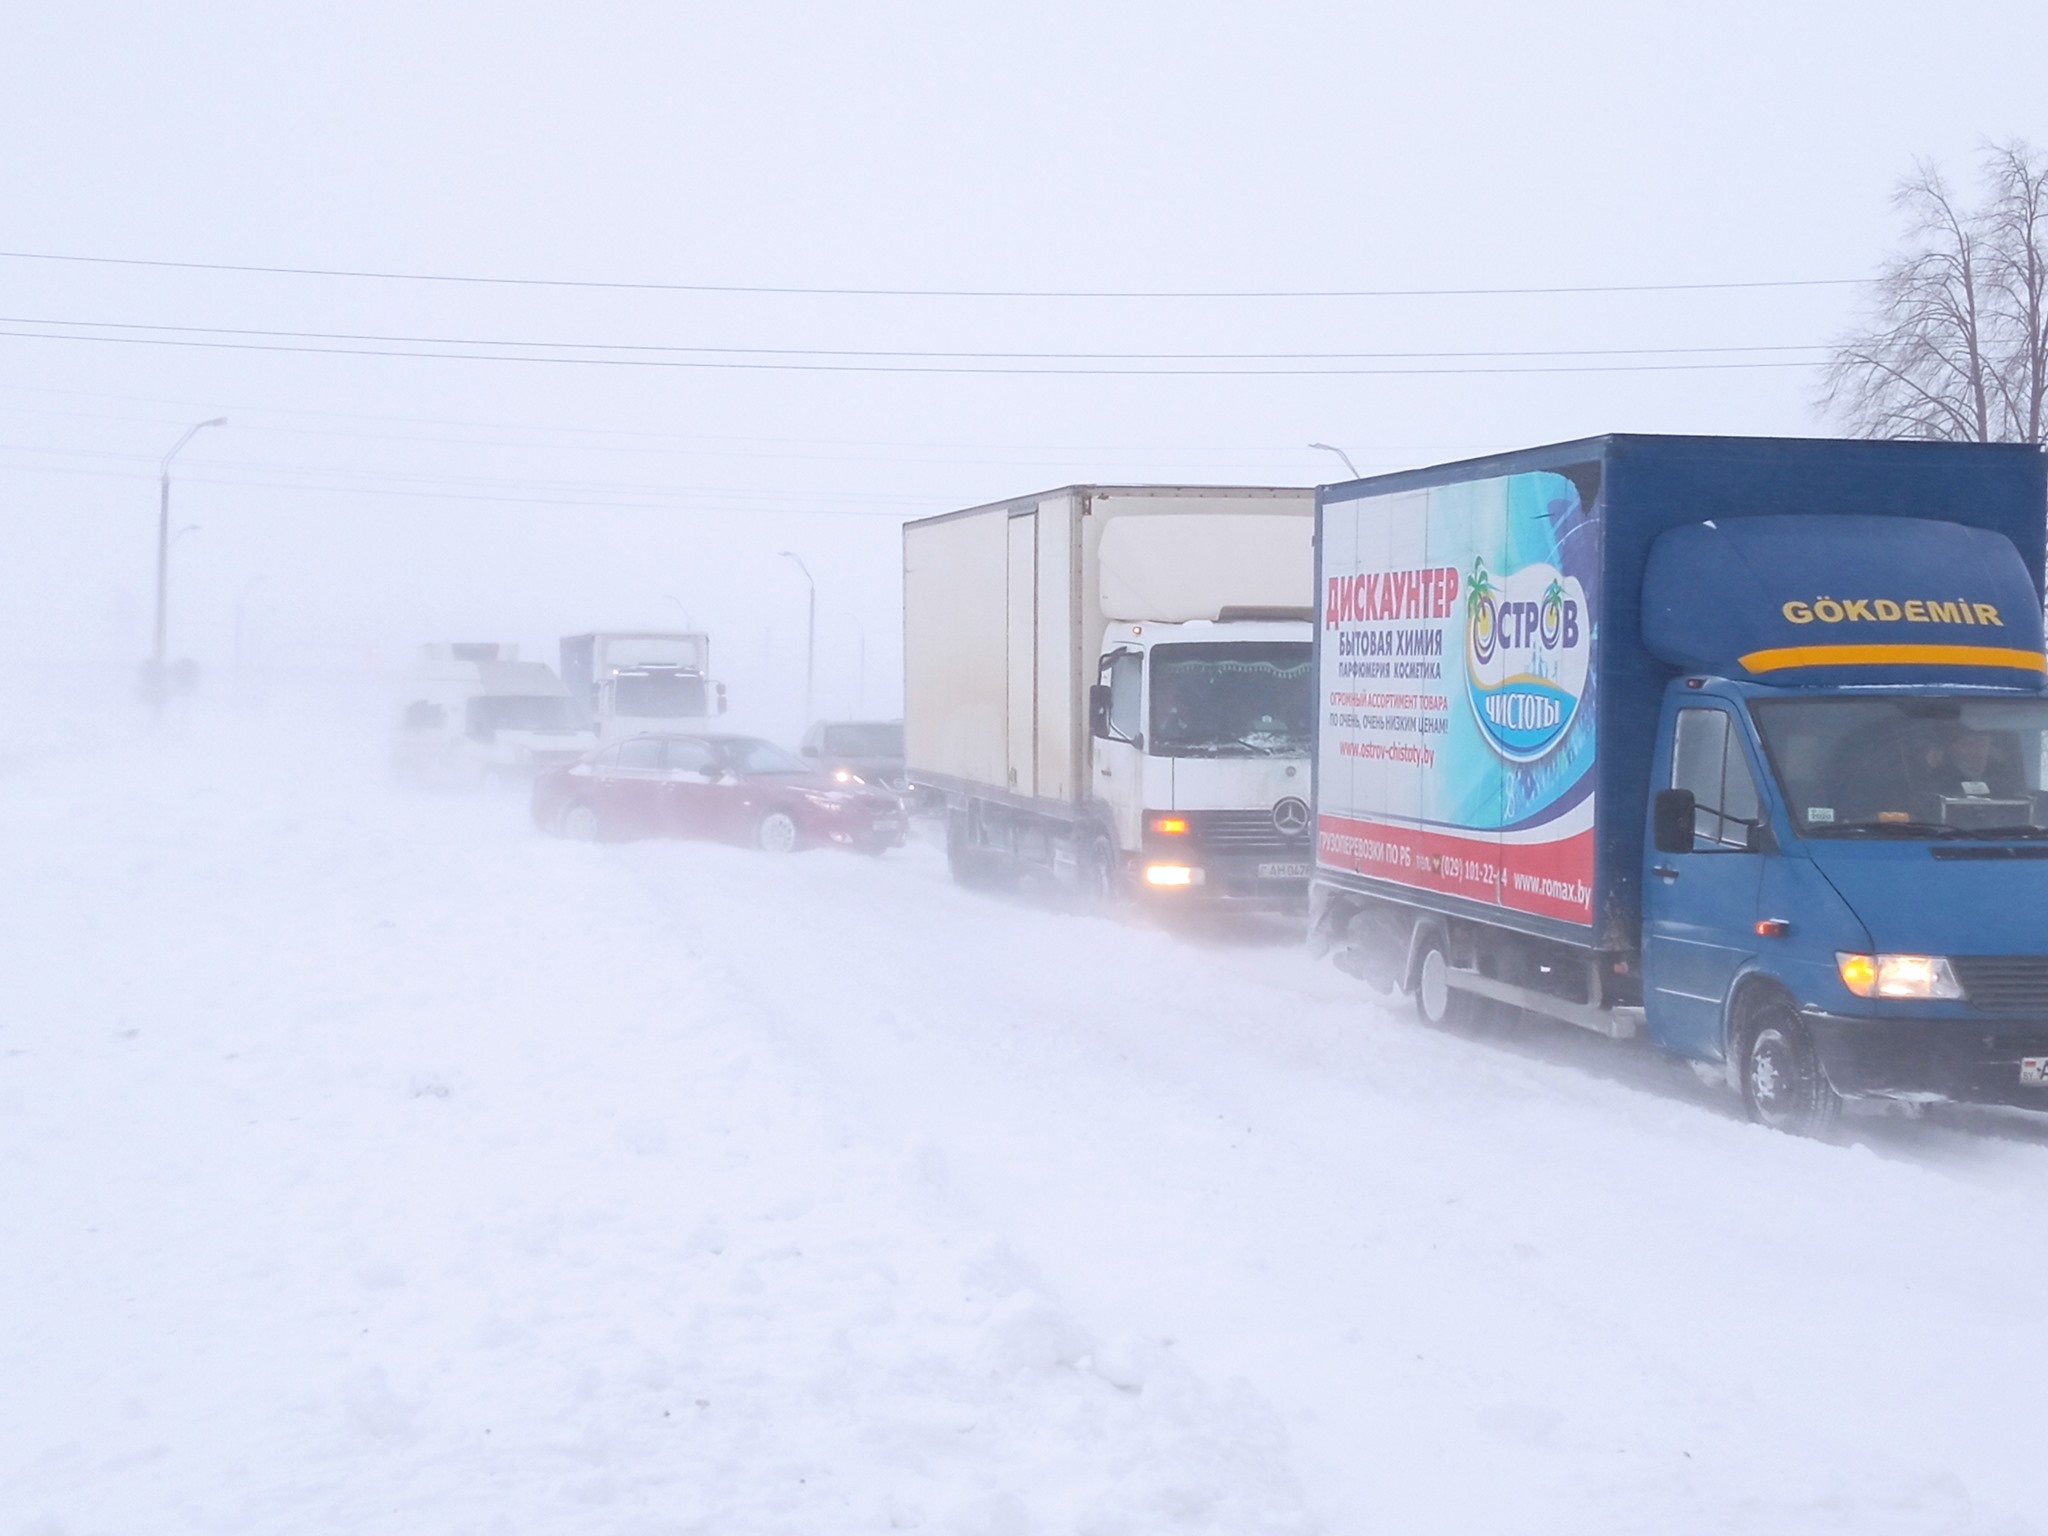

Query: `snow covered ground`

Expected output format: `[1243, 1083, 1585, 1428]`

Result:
[6, 683, 2048, 1534]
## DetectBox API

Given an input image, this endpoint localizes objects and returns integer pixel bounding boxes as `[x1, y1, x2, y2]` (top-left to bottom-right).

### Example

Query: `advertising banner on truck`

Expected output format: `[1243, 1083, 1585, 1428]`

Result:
[1316, 466, 1602, 926]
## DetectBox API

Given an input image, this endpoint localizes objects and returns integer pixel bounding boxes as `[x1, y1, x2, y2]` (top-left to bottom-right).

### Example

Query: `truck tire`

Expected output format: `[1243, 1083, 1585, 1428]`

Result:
[1412, 930, 1474, 1029]
[1081, 834, 1124, 910]
[1739, 1000, 1841, 1138]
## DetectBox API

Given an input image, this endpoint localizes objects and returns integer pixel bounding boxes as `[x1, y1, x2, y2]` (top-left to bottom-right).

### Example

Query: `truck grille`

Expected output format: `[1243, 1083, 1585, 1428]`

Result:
[1180, 808, 1310, 857]
[1950, 956, 2048, 1015]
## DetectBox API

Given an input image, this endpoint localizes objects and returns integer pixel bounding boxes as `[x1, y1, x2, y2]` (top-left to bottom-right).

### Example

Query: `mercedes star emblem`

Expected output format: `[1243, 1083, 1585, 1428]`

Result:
[1272, 797, 1310, 836]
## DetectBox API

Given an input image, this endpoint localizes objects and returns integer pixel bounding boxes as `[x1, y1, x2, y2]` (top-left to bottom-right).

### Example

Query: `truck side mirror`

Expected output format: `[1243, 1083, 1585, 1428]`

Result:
[715, 683, 728, 715]
[1089, 683, 1113, 740]
[1652, 788, 1695, 854]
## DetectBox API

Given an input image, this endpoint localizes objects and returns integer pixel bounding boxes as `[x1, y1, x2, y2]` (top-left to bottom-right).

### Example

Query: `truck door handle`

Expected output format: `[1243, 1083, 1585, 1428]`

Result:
[1652, 864, 1679, 881]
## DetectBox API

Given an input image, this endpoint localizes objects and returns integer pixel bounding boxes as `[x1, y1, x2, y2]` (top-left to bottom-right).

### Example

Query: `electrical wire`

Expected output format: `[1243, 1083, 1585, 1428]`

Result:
[0, 323, 1819, 376]
[0, 312, 1824, 364]
[0, 248, 1867, 300]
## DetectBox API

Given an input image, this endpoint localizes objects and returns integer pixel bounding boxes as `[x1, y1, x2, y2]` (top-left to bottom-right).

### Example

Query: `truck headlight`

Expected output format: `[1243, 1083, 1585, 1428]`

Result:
[1143, 862, 1201, 888]
[1835, 953, 1963, 1000]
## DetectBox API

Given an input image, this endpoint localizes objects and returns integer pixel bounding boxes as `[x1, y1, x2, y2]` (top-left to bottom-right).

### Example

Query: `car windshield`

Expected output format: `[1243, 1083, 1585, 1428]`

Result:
[716, 738, 811, 776]
[614, 673, 708, 718]
[823, 722, 903, 758]
[466, 695, 578, 733]
[1751, 695, 2048, 836]
[1149, 642, 1314, 757]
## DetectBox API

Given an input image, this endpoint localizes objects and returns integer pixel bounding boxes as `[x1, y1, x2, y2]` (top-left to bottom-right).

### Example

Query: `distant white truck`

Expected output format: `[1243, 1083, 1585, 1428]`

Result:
[559, 631, 727, 740]
[391, 643, 598, 788]
[904, 485, 1316, 904]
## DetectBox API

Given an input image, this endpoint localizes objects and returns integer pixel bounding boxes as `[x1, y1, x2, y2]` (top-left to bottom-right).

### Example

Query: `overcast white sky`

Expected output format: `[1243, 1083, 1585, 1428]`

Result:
[3, 0, 2045, 729]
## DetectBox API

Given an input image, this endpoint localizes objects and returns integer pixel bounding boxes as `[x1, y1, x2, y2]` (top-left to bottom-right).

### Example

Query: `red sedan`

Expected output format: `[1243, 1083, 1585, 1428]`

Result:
[532, 733, 906, 853]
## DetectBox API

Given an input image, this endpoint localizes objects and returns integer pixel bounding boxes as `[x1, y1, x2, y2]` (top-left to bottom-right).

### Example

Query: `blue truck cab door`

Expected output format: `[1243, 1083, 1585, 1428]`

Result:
[1642, 698, 1770, 1059]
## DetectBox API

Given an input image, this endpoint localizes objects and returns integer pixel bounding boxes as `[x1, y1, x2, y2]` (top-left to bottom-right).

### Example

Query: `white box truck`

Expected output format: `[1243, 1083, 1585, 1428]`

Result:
[391, 643, 599, 788]
[559, 631, 726, 739]
[904, 485, 1316, 903]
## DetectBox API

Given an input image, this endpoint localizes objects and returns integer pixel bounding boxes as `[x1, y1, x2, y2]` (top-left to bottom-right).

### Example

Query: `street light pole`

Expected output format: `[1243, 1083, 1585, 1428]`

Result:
[1308, 441, 1362, 480]
[779, 551, 815, 723]
[152, 416, 226, 709]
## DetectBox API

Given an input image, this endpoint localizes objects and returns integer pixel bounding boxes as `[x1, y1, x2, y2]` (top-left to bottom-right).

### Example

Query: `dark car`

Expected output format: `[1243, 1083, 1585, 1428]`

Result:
[798, 719, 906, 790]
[532, 733, 906, 853]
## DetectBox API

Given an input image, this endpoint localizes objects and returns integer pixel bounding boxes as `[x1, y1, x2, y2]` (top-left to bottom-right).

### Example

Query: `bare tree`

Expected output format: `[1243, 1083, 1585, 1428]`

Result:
[1981, 141, 2048, 444]
[1824, 140, 2048, 444]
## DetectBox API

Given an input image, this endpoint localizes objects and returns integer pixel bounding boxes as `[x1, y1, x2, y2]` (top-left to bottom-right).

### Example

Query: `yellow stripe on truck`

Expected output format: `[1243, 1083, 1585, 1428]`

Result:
[1739, 643, 2048, 675]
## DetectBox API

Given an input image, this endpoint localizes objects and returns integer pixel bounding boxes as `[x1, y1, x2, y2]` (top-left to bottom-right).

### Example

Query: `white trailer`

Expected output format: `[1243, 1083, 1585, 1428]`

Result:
[904, 485, 1316, 903]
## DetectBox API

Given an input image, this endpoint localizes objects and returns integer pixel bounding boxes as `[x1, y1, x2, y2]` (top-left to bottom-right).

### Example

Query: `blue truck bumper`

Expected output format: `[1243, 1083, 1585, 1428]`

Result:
[1803, 1010, 2048, 1108]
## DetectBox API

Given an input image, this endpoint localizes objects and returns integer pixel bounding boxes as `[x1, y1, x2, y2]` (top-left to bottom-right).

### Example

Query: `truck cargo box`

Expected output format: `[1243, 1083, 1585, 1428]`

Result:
[1313, 434, 2048, 953]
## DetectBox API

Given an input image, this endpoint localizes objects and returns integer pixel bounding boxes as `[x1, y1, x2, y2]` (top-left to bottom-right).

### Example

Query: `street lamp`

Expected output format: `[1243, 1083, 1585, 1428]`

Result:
[779, 551, 815, 724]
[1308, 441, 1362, 480]
[152, 415, 226, 708]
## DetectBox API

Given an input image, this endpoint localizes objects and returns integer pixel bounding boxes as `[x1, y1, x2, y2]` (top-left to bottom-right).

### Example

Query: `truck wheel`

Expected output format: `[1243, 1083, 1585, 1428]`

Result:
[560, 803, 600, 841]
[1081, 835, 1123, 909]
[1740, 1002, 1841, 1137]
[754, 810, 801, 854]
[1413, 932, 1473, 1029]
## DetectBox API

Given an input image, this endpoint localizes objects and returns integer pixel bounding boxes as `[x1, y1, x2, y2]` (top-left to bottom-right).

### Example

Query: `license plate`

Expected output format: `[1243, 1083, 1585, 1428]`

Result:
[2022, 1058, 2048, 1087]
[1258, 862, 1309, 880]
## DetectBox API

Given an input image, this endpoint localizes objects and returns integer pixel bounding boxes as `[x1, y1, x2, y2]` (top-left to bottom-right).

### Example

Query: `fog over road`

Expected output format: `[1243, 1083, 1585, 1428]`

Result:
[6, 695, 2047, 1534]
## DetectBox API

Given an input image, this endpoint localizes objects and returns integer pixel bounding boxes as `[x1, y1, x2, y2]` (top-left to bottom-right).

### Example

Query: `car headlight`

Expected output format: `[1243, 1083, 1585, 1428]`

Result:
[832, 767, 865, 785]
[1835, 953, 1964, 1000]
[802, 791, 845, 811]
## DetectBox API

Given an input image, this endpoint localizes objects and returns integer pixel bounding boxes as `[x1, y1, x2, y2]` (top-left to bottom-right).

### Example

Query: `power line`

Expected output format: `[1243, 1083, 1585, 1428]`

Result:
[0, 247, 1866, 301]
[0, 383, 1497, 459]
[0, 323, 1820, 376]
[0, 312, 1825, 364]
[0, 456, 953, 517]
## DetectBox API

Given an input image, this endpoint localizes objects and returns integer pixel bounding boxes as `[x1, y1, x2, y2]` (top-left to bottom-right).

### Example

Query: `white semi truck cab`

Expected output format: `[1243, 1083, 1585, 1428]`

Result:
[1088, 614, 1313, 894]
[559, 630, 726, 739]
[904, 485, 1316, 905]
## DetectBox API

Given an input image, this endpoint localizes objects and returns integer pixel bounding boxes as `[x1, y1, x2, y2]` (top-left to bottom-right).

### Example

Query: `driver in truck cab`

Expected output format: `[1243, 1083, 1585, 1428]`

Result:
[1910, 726, 2024, 806]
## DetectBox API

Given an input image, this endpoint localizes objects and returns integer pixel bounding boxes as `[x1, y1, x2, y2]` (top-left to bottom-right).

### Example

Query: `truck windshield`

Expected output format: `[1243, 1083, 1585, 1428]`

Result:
[1751, 695, 2048, 836]
[1149, 642, 1313, 757]
[466, 695, 579, 734]
[614, 673, 708, 718]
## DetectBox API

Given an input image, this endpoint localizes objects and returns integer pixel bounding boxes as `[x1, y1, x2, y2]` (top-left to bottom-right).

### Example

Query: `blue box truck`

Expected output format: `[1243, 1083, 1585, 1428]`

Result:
[1309, 434, 2048, 1133]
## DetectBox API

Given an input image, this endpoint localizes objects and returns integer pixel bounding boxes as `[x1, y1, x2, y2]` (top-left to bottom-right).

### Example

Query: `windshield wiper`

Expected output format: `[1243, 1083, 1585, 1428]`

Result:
[1809, 820, 1970, 839]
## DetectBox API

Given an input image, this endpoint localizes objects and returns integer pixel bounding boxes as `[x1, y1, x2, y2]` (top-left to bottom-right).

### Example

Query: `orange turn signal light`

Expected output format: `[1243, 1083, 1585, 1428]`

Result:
[1150, 815, 1189, 836]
